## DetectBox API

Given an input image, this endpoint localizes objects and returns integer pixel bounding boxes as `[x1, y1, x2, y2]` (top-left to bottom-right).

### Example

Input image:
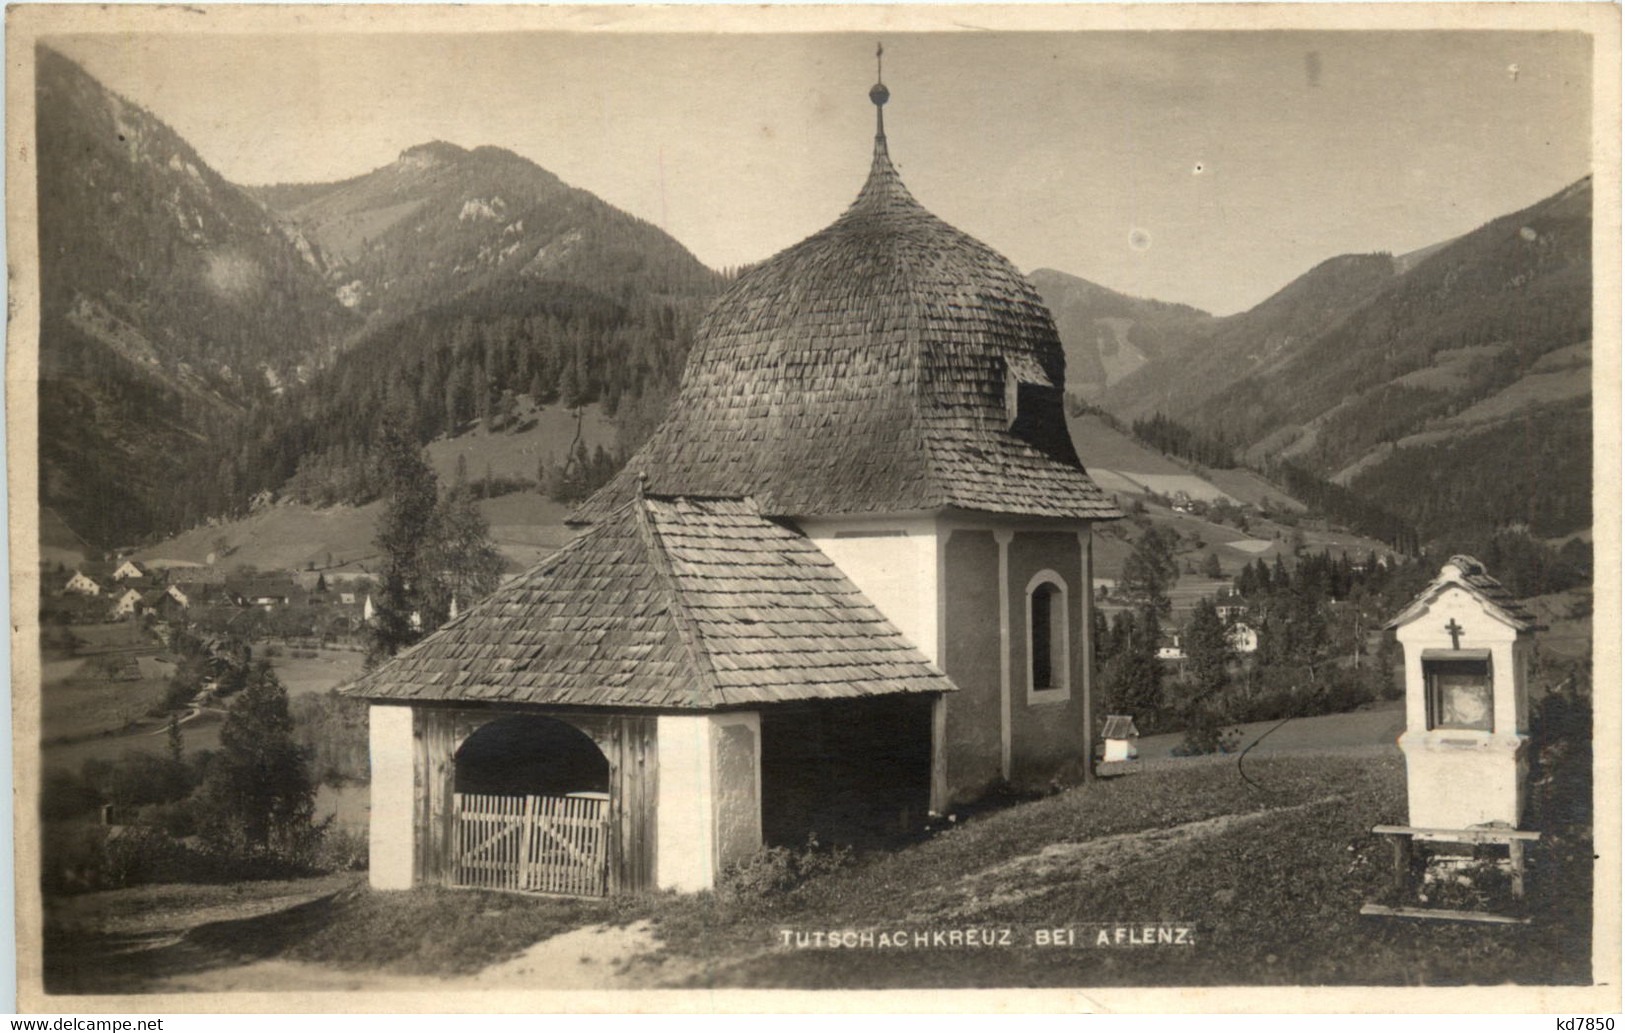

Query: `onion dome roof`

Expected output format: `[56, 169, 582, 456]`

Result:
[574, 75, 1120, 524]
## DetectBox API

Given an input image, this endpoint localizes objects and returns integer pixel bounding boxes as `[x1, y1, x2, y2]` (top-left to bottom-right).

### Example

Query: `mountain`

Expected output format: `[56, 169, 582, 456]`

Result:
[227, 145, 725, 511]
[36, 50, 724, 546]
[1097, 177, 1593, 542]
[1027, 269, 1215, 396]
[249, 141, 718, 328]
[35, 47, 358, 545]
[1100, 253, 1399, 421]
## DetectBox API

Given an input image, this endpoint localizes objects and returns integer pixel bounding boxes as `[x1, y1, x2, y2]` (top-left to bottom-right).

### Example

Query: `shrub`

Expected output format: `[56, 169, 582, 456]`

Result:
[40, 768, 101, 821]
[313, 826, 369, 872]
[717, 835, 853, 902]
[1172, 708, 1241, 756]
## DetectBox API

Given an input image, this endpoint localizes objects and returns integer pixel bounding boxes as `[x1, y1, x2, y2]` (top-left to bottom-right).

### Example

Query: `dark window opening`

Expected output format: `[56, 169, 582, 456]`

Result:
[1031, 581, 1062, 691]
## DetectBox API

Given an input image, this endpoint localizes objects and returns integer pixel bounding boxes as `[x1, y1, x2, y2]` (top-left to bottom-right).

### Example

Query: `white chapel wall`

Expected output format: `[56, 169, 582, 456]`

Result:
[800, 515, 940, 665]
[368, 704, 416, 890]
[656, 714, 717, 892]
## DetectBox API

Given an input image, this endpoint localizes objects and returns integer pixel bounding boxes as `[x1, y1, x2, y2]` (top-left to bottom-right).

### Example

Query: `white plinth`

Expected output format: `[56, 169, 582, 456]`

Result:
[1399, 731, 1528, 829]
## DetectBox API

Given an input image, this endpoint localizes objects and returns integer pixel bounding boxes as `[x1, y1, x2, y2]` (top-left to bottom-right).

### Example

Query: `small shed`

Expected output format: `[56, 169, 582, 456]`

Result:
[1386, 555, 1538, 830]
[1100, 715, 1140, 763]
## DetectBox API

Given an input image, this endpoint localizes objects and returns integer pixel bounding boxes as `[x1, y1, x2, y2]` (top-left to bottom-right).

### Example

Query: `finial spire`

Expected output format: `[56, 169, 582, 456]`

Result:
[868, 42, 890, 147]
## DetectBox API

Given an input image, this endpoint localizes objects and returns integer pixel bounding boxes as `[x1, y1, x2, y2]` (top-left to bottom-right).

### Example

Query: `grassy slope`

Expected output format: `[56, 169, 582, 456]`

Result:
[1070, 413, 1191, 476]
[135, 401, 613, 573]
[258, 753, 1588, 988]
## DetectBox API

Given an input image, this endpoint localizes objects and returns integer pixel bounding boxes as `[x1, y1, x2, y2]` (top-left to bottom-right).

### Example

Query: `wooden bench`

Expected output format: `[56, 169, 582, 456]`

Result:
[1360, 824, 1540, 924]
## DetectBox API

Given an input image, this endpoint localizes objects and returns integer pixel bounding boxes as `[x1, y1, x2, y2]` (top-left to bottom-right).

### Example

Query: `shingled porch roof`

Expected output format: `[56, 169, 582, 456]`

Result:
[572, 84, 1121, 526]
[347, 495, 955, 709]
[1386, 554, 1539, 633]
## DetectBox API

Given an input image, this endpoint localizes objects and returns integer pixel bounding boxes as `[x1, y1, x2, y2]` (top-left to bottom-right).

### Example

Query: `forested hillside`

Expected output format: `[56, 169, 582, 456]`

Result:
[226, 278, 713, 510]
[1101, 252, 1400, 421]
[1090, 178, 1593, 545]
[227, 144, 725, 511]
[35, 47, 358, 544]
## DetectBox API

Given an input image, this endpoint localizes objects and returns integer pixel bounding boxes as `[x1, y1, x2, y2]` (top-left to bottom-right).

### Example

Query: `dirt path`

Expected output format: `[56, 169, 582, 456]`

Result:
[904, 796, 1346, 922]
[152, 919, 694, 994]
[44, 875, 361, 995]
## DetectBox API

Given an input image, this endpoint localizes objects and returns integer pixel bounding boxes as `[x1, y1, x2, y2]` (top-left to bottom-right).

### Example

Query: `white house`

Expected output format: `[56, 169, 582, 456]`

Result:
[1386, 555, 1537, 830]
[109, 587, 145, 620]
[349, 69, 1122, 898]
[111, 559, 150, 582]
[1228, 622, 1259, 654]
[1157, 634, 1186, 661]
[64, 571, 104, 596]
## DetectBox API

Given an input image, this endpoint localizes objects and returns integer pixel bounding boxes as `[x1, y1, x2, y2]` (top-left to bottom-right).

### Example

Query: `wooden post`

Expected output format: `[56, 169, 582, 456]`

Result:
[1080, 529, 1096, 784]
[523, 793, 538, 893]
[1388, 832, 1413, 893]
[1509, 839, 1526, 899]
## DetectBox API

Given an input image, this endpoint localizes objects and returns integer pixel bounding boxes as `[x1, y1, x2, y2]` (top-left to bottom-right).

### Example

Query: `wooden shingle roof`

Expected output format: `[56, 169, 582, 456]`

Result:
[1102, 715, 1140, 740]
[347, 495, 954, 709]
[573, 109, 1121, 526]
[1386, 555, 1539, 632]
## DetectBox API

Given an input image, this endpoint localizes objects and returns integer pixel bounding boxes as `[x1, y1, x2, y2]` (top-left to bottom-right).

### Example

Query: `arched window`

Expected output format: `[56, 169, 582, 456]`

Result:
[1025, 571, 1070, 702]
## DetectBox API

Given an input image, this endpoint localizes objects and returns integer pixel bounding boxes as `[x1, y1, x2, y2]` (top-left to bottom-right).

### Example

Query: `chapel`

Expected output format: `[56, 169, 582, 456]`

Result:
[351, 61, 1122, 896]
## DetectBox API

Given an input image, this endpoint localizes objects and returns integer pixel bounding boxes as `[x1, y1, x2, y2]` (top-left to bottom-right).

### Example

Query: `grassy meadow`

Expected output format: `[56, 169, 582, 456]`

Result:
[43, 752, 1593, 992]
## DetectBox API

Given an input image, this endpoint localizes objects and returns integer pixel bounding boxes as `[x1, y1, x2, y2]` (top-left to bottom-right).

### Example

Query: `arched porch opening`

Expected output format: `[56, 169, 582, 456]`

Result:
[454, 715, 609, 798]
[449, 715, 612, 896]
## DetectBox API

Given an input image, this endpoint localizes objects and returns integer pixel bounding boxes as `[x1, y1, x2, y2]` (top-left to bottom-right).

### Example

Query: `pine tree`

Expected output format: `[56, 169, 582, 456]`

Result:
[199, 662, 316, 854]
[1120, 527, 1177, 616]
[1184, 600, 1231, 695]
[427, 483, 505, 626]
[368, 425, 440, 666]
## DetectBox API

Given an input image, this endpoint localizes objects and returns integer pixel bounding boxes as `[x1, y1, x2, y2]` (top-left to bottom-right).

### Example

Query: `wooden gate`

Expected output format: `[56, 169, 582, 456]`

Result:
[452, 792, 610, 896]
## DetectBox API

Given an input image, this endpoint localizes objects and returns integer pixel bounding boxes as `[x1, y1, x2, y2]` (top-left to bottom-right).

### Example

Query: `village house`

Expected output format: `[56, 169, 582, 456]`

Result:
[350, 66, 1121, 896]
[1157, 633, 1187, 661]
[228, 577, 302, 609]
[141, 588, 178, 620]
[165, 581, 231, 610]
[111, 558, 151, 582]
[109, 586, 145, 620]
[62, 570, 105, 597]
[1228, 621, 1259, 654]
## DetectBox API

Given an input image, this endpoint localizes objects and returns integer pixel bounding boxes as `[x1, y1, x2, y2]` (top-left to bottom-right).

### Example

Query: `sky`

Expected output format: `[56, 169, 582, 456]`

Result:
[50, 29, 1592, 315]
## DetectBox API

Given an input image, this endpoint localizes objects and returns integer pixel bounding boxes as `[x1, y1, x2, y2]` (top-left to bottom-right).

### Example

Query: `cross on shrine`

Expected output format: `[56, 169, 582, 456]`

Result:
[1444, 618, 1465, 650]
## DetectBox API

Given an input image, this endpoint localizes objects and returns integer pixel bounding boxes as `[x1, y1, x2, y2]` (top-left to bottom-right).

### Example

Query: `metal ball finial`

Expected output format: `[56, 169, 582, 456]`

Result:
[871, 41, 888, 106]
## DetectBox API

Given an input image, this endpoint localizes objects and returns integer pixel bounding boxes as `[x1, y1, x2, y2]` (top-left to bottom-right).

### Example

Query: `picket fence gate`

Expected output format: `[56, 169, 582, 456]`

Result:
[452, 791, 610, 897]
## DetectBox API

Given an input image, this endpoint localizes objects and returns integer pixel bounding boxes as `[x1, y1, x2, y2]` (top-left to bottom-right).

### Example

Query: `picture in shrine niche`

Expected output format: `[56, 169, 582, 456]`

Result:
[1426, 656, 1494, 732]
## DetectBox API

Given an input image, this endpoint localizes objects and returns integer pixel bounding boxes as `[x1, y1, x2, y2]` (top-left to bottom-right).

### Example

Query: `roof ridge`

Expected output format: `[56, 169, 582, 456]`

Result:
[629, 495, 722, 707]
